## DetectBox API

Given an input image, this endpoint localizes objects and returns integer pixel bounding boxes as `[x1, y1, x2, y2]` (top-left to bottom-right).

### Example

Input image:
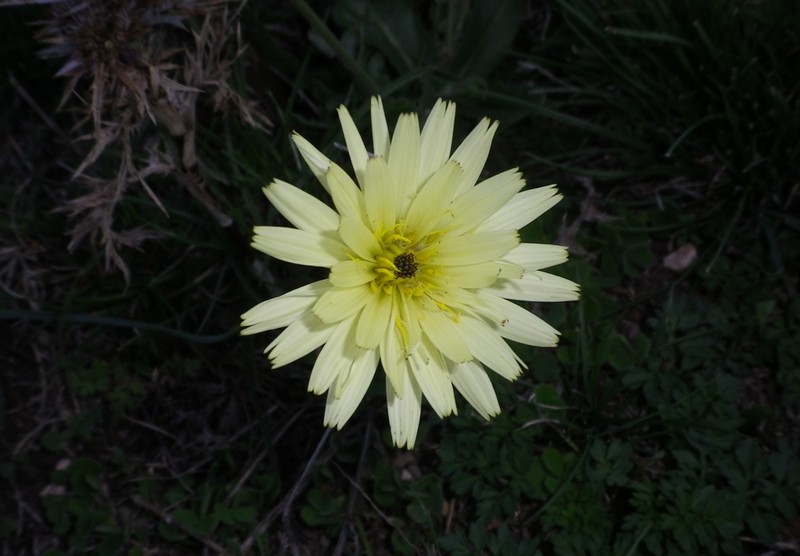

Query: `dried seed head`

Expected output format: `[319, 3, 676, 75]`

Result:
[24, 0, 271, 278]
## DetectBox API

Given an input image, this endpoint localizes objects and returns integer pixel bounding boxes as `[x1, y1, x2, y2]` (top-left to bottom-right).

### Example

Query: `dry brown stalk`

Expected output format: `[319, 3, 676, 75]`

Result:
[7, 0, 272, 279]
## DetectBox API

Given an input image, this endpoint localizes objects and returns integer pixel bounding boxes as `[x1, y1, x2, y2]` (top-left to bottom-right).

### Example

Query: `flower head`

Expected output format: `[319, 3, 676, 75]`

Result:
[242, 97, 579, 448]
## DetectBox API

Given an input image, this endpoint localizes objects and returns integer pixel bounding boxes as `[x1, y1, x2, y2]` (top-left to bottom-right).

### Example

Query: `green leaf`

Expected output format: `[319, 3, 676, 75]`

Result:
[333, 0, 429, 73]
[534, 384, 565, 408]
[672, 450, 698, 470]
[157, 521, 185, 542]
[690, 485, 714, 510]
[299, 506, 323, 527]
[623, 242, 654, 276]
[97, 531, 123, 556]
[747, 510, 779, 542]
[542, 448, 565, 476]
[68, 458, 103, 494]
[604, 27, 693, 47]
[590, 438, 607, 461]
[391, 529, 416, 555]
[449, 0, 526, 78]
[755, 299, 776, 328]
[622, 370, 652, 389]
[608, 335, 635, 370]
[521, 460, 547, 499]
[42, 430, 67, 452]
[230, 506, 256, 524]
[171, 509, 201, 534]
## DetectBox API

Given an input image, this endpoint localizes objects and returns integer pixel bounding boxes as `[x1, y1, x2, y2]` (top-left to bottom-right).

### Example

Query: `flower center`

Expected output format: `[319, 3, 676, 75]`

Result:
[369, 223, 440, 297]
[365, 222, 458, 349]
[393, 252, 418, 279]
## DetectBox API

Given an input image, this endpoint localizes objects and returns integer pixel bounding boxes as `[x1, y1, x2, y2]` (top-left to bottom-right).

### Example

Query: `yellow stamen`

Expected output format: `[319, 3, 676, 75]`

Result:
[395, 316, 409, 348]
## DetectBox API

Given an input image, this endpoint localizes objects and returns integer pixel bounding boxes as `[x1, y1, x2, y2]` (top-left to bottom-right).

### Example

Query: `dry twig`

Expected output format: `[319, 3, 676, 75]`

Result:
[9, 0, 272, 279]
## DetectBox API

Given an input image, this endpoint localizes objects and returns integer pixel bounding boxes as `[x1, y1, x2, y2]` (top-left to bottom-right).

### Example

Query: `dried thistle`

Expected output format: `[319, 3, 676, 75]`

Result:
[7, 0, 271, 279]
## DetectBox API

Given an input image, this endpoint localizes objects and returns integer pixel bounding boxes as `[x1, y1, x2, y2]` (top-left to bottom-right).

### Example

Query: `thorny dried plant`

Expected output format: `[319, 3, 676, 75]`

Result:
[6, 0, 271, 280]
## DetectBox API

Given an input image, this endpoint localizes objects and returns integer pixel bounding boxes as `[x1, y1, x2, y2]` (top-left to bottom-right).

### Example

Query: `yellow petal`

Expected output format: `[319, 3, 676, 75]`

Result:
[308, 314, 357, 394]
[450, 360, 500, 420]
[252, 227, 345, 267]
[338, 104, 369, 187]
[308, 317, 354, 394]
[409, 337, 456, 418]
[292, 132, 331, 192]
[241, 280, 329, 333]
[338, 215, 380, 260]
[418, 309, 471, 363]
[386, 367, 422, 449]
[459, 315, 524, 381]
[387, 112, 420, 205]
[487, 271, 581, 302]
[363, 156, 397, 231]
[419, 98, 455, 185]
[324, 164, 364, 222]
[448, 169, 526, 232]
[433, 230, 519, 266]
[475, 291, 560, 347]
[503, 243, 569, 271]
[397, 294, 422, 347]
[380, 313, 406, 397]
[477, 185, 562, 232]
[356, 293, 393, 349]
[404, 160, 463, 238]
[324, 347, 380, 429]
[263, 180, 338, 233]
[426, 286, 481, 316]
[312, 285, 373, 323]
[266, 312, 334, 368]
[329, 260, 375, 288]
[450, 118, 498, 196]
[444, 261, 522, 289]
[371, 96, 390, 157]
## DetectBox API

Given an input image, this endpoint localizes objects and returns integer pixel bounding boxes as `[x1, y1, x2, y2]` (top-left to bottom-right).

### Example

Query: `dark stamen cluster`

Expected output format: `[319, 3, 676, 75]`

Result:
[393, 253, 418, 279]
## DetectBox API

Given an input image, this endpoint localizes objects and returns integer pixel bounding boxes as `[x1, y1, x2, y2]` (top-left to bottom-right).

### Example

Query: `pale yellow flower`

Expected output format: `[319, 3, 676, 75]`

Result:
[242, 97, 579, 448]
